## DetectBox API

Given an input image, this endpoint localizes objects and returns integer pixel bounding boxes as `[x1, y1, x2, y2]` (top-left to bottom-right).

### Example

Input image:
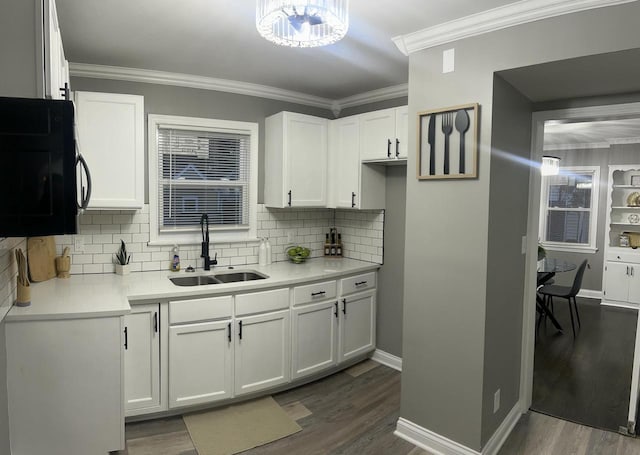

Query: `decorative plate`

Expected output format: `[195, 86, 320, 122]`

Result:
[629, 213, 640, 224]
[628, 192, 640, 207]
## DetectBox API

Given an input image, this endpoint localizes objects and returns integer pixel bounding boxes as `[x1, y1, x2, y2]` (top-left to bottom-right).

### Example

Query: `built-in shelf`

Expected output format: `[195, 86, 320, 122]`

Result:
[612, 206, 640, 209]
[612, 185, 640, 189]
[611, 222, 640, 226]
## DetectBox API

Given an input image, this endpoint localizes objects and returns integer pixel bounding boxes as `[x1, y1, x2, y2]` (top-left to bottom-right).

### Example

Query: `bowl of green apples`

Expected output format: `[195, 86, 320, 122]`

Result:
[286, 245, 311, 264]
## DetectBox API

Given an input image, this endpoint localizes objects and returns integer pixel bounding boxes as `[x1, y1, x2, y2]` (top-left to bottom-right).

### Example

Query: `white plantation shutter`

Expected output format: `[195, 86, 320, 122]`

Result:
[157, 127, 251, 232]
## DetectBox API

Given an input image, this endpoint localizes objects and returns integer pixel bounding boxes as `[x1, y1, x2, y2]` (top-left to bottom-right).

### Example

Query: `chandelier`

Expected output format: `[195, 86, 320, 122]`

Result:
[256, 0, 349, 48]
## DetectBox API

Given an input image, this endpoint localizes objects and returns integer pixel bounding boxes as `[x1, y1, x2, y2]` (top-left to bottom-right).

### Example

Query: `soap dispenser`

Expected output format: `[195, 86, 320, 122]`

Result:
[258, 238, 267, 266]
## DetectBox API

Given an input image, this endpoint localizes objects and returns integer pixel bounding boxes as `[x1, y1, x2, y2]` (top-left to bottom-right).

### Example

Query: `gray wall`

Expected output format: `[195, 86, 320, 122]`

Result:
[401, 3, 640, 451]
[70, 77, 334, 204]
[377, 166, 407, 356]
[0, 0, 40, 98]
[481, 76, 531, 443]
[544, 143, 640, 290]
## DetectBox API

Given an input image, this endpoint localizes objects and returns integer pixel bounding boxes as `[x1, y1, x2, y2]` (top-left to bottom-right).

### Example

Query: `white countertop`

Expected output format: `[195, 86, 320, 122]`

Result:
[5, 258, 379, 322]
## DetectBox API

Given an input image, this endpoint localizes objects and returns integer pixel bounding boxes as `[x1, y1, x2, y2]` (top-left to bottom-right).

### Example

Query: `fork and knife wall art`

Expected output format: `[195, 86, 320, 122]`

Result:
[417, 103, 479, 180]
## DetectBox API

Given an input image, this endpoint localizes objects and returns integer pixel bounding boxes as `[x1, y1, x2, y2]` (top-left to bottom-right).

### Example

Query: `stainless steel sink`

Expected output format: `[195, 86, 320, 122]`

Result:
[169, 275, 221, 287]
[213, 271, 268, 283]
[169, 270, 268, 286]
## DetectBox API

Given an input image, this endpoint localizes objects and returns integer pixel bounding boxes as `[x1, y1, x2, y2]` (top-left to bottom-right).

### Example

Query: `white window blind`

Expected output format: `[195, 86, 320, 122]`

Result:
[157, 127, 251, 232]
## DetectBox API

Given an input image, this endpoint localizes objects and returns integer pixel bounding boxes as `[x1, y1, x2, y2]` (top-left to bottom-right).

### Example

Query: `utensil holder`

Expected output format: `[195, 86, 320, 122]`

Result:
[55, 256, 71, 278]
[16, 281, 31, 307]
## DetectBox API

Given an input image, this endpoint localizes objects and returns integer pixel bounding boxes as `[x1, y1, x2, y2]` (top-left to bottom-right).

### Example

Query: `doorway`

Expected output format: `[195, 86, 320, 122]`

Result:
[522, 102, 640, 434]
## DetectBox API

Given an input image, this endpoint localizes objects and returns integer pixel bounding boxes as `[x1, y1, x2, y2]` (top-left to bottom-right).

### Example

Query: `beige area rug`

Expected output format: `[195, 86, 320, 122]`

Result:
[183, 396, 302, 455]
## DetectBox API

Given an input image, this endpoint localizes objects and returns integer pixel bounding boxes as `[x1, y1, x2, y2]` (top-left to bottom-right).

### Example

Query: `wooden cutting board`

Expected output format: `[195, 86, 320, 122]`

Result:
[27, 236, 57, 282]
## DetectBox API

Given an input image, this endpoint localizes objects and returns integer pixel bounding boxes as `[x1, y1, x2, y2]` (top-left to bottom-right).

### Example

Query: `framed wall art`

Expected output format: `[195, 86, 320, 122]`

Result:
[417, 103, 479, 180]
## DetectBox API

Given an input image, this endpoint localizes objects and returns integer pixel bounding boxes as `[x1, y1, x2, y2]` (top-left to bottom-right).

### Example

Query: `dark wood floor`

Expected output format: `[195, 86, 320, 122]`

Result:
[115, 361, 428, 455]
[532, 297, 637, 433]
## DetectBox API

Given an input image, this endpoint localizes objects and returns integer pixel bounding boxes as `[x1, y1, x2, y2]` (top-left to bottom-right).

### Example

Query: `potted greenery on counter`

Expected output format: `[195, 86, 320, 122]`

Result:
[114, 240, 131, 275]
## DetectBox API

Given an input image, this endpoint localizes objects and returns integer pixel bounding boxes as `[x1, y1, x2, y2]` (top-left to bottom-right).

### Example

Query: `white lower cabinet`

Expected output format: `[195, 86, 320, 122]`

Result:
[169, 319, 233, 408]
[291, 299, 339, 379]
[126, 271, 377, 417]
[235, 309, 290, 396]
[124, 303, 161, 415]
[339, 290, 376, 362]
[604, 261, 640, 305]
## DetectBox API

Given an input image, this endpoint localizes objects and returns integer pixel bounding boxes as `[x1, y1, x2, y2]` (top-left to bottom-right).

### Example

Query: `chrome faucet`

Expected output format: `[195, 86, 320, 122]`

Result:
[200, 214, 217, 270]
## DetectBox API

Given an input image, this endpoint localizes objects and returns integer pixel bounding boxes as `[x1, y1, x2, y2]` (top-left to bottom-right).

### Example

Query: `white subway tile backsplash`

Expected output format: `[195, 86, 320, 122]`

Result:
[52, 204, 383, 275]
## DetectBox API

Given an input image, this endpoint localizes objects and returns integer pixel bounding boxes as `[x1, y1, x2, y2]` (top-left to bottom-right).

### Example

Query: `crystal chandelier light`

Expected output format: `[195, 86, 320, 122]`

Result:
[256, 0, 349, 48]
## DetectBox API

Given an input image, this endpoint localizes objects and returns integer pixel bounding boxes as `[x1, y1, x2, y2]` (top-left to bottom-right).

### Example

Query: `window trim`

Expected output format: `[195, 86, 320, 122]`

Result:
[148, 114, 259, 246]
[539, 165, 600, 254]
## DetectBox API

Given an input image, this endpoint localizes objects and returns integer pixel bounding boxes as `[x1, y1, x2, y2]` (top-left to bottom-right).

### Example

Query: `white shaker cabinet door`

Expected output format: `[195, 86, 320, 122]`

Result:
[291, 300, 338, 380]
[395, 105, 409, 159]
[329, 116, 360, 208]
[359, 108, 396, 161]
[124, 303, 161, 416]
[75, 91, 144, 209]
[234, 309, 291, 396]
[604, 261, 631, 303]
[169, 319, 233, 408]
[339, 290, 376, 362]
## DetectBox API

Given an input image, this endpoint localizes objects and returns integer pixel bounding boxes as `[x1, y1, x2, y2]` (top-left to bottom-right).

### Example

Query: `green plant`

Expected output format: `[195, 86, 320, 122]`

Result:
[114, 240, 131, 265]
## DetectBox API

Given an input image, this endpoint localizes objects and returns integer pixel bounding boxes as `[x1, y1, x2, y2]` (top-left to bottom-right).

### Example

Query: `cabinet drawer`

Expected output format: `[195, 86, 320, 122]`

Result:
[606, 251, 640, 264]
[340, 272, 376, 296]
[169, 295, 233, 325]
[235, 288, 289, 316]
[293, 280, 337, 306]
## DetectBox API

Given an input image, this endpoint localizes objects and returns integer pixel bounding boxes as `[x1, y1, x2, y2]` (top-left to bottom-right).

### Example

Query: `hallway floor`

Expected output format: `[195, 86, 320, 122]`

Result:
[532, 297, 637, 432]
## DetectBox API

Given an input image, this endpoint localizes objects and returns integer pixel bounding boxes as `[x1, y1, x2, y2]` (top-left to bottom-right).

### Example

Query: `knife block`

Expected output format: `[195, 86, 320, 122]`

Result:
[16, 281, 30, 307]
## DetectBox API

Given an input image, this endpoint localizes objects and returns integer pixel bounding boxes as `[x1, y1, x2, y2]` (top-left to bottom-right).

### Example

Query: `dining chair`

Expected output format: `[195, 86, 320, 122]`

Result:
[538, 259, 588, 338]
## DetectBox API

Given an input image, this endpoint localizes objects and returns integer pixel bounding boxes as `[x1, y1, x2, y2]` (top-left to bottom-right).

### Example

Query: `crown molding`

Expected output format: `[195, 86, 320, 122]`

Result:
[69, 63, 409, 113]
[336, 84, 409, 110]
[392, 0, 637, 56]
[543, 142, 610, 150]
[70, 63, 335, 110]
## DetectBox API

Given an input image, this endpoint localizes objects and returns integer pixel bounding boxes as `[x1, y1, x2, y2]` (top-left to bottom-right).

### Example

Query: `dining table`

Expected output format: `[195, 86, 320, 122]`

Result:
[536, 257, 577, 332]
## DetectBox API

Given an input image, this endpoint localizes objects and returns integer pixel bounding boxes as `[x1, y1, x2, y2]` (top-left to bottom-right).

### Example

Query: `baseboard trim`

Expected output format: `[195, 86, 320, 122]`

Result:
[394, 418, 480, 455]
[577, 288, 602, 300]
[480, 402, 523, 455]
[394, 402, 522, 455]
[601, 300, 639, 310]
[371, 349, 402, 371]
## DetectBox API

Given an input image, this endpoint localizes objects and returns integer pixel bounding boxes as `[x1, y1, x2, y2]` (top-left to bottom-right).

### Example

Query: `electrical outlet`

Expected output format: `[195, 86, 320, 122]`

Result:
[521, 235, 527, 255]
[286, 231, 294, 243]
[493, 389, 501, 414]
[74, 236, 84, 253]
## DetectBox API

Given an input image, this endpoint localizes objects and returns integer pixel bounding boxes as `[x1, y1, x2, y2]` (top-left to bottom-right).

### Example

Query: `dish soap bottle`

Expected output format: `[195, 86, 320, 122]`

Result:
[258, 238, 267, 266]
[265, 238, 272, 265]
[171, 245, 180, 272]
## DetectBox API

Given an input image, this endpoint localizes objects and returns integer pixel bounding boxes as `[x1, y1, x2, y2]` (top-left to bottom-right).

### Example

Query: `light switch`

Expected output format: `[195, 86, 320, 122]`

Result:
[443, 48, 455, 73]
[521, 235, 527, 255]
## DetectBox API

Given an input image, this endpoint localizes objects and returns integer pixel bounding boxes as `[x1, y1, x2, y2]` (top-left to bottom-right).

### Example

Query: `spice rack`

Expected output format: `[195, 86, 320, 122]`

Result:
[324, 227, 343, 257]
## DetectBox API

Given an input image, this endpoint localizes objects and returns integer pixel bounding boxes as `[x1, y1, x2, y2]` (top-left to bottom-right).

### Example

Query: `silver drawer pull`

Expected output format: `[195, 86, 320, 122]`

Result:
[311, 291, 326, 297]
[355, 281, 367, 286]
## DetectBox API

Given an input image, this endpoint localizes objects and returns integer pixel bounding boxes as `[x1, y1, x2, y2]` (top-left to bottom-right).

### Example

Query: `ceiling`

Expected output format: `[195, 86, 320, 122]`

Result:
[56, 0, 516, 100]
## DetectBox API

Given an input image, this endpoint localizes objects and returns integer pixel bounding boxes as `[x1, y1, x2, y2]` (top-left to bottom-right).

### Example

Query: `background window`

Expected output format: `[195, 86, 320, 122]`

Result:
[539, 166, 600, 253]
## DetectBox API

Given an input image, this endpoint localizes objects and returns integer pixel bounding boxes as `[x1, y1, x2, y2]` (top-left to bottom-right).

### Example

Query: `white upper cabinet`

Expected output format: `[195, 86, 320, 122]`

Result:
[43, 0, 70, 100]
[328, 117, 385, 210]
[359, 106, 408, 161]
[265, 112, 328, 208]
[328, 116, 360, 208]
[75, 91, 145, 210]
